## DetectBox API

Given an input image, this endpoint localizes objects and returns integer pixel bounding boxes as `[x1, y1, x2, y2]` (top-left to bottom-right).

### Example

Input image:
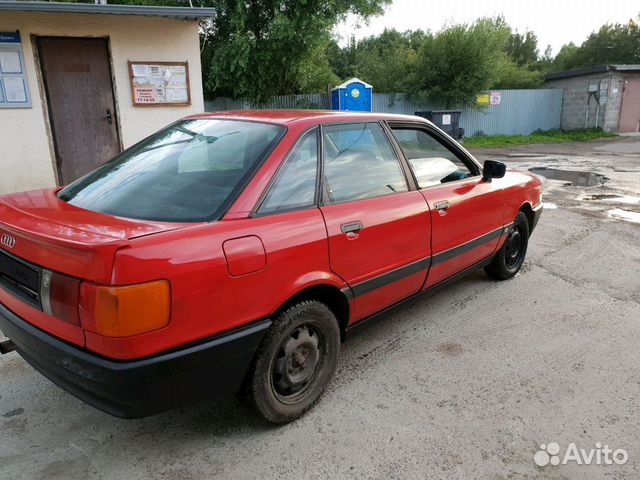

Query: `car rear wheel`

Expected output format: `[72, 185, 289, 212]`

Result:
[485, 211, 530, 280]
[242, 300, 340, 423]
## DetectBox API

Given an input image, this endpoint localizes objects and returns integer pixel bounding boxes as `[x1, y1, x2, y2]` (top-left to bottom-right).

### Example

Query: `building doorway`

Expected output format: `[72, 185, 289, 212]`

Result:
[619, 80, 640, 133]
[37, 37, 121, 184]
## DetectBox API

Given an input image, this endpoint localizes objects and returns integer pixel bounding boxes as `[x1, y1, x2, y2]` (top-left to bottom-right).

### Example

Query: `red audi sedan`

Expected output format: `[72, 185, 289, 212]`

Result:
[0, 111, 542, 423]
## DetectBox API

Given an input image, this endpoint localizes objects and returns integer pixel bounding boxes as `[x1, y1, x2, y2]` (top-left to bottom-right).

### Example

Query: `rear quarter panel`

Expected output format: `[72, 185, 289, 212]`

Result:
[86, 209, 341, 359]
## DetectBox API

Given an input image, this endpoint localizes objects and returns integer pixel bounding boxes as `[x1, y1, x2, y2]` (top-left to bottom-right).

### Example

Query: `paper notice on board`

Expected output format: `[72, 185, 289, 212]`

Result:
[133, 86, 158, 104]
[0, 51, 21, 73]
[442, 114, 451, 126]
[4, 76, 26, 102]
[131, 64, 149, 78]
[149, 65, 162, 79]
[165, 87, 188, 103]
[167, 66, 186, 84]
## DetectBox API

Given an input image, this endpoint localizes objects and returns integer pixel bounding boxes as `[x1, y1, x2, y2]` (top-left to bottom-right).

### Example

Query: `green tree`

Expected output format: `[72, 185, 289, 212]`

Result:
[411, 17, 511, 107]
[326, 36, 358, 81]
[574, 18, 640, 66]
[551, 42, 581, 71]
[506, 30, 539, 66]
[534, 45, 554, 70]
[351, 29, 425, 91]
[549, 16, 640, 72]
[495, 30, 545, 88]
[200, 0, 389, 102]
[82, 0, 388, 101]
[493, 58, 544, 89]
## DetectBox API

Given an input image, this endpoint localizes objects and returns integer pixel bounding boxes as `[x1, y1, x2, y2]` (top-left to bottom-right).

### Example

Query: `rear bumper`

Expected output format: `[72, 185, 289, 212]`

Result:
[0, 302, 270, 418]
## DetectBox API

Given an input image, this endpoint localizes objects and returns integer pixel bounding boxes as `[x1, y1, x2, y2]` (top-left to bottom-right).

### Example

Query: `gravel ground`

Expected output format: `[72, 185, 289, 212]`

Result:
[1, 136, 639, 480]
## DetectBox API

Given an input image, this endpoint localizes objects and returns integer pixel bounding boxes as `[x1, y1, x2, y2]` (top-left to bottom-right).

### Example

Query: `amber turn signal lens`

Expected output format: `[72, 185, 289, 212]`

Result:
[93, 280, 170, 337]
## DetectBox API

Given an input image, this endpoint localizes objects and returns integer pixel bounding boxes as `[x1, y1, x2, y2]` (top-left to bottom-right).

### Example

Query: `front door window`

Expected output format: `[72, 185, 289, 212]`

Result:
[391, 128, 475, 187]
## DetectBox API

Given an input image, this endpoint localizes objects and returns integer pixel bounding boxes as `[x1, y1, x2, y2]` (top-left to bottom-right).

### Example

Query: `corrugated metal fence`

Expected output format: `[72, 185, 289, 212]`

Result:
[206, 93, 330, 111]
[205, 89, 563, 136]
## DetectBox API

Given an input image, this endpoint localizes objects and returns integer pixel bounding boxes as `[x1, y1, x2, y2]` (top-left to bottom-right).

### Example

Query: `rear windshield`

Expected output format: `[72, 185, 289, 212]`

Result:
[58, 119, 285, 222]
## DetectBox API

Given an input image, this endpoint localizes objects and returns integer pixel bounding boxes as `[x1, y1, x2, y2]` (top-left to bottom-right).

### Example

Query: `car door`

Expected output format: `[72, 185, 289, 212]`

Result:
[388, 123, 504, 289]
[319, 122, 431, 323]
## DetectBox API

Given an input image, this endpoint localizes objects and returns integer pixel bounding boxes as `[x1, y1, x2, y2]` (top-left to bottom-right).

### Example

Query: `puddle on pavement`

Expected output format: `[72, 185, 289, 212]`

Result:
[607, 209, 640, 224]
[580, 193, 640, 204]
[582, 194, 621, 200]
[529, 167, 608, 186]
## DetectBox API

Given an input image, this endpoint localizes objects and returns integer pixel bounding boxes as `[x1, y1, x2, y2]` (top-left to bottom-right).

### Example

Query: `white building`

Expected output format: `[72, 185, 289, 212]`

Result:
[0, 1, 214, 194]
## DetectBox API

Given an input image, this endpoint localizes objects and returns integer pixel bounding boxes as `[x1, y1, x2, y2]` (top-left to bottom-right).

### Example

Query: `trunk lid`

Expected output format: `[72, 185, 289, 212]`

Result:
[0, 188, 192, 282]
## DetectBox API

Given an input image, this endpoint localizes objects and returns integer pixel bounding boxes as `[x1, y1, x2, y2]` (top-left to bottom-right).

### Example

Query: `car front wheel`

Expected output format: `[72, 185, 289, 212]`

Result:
[243, 300, 341, 423]
[485, 211, 530, 280]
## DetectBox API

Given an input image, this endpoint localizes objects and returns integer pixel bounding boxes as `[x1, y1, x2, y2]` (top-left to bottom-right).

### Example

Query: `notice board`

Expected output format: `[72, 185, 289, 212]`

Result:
[128, 61, 191, 107]
[0, 32, 31, 109]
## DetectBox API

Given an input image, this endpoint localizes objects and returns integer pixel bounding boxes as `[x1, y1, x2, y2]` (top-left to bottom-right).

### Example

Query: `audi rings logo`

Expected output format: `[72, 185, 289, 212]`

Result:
[1, 233, 16, 249]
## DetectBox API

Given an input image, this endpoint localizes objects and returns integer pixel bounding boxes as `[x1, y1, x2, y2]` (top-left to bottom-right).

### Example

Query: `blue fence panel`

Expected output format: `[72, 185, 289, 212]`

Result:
[205, 89, 564, 136]
[205, 93, 329, 112]
[371, 90, 564, 136]
[459, 89, 564, 136]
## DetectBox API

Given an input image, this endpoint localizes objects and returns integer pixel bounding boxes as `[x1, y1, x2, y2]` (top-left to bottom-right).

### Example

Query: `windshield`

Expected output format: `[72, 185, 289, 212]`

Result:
[58, 119, 285, 222]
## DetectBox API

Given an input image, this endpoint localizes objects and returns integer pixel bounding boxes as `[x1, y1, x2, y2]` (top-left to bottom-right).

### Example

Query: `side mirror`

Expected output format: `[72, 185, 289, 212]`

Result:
[482, 160, 506, 181]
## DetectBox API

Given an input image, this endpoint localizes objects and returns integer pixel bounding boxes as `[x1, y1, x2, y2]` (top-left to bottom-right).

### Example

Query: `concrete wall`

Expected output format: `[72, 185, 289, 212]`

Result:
[545, 73, 640, 132]
[0, 12, 205, 195]
[545, 76, 596, 130]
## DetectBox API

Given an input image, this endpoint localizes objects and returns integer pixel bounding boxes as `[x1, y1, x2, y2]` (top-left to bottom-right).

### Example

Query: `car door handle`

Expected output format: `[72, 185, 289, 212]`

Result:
[340, 221, 363, 234]
[434, 200, 449, 211]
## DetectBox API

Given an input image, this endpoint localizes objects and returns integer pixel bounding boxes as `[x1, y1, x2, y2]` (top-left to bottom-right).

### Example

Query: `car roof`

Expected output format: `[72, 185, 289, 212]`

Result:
[184, 109, 430, 126]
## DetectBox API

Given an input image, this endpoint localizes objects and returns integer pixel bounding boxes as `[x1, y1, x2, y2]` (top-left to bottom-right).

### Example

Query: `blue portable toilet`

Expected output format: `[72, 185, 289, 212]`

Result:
[331, 78, 373, 112]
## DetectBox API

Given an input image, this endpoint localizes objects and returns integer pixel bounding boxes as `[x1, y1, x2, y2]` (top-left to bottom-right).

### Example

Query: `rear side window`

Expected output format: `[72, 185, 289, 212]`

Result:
[58, 119, 284, 222]
[391, 128, 476, 188]
[258, 129, 319, 214]
[322, 123, 407, 203]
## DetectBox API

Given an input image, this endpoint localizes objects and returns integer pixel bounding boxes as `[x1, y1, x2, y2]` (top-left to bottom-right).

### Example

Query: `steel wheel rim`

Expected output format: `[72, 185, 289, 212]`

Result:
[505, 226, 524, 269]
[270, 324, 325, 404]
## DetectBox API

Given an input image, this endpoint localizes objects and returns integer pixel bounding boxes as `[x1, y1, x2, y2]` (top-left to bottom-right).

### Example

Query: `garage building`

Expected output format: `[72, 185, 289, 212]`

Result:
[545, 64, 640, 133]
[0, 1, 214, 195]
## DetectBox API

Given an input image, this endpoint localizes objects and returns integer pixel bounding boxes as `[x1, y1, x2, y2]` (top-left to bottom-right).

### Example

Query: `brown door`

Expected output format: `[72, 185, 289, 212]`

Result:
[37, 37, 121, 184]
[619, 80, 640, 133]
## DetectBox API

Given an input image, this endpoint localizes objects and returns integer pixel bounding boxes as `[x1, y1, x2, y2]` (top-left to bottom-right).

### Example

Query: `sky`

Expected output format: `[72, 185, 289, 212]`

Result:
[335, 0, 639, 54]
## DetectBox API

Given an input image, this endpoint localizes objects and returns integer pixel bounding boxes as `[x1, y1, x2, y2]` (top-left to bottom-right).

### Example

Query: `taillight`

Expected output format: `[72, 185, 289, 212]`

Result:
[80, 280, 171, 337]
[41, 269, 81, 325]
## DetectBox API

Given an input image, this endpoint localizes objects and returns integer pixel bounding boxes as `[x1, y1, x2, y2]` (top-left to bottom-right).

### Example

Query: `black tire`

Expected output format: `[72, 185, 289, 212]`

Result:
[485, 211, 530, 280]
[242, 300, 340, 423]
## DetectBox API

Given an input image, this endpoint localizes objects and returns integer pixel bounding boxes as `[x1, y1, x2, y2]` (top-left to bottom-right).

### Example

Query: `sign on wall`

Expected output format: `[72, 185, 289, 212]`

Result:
[128, 61, 191, 106]
[0, 32, 31, 109]
[476, 91, 502, 108]
[598, 81, 609, 106]
[476, 93, 490, 108]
